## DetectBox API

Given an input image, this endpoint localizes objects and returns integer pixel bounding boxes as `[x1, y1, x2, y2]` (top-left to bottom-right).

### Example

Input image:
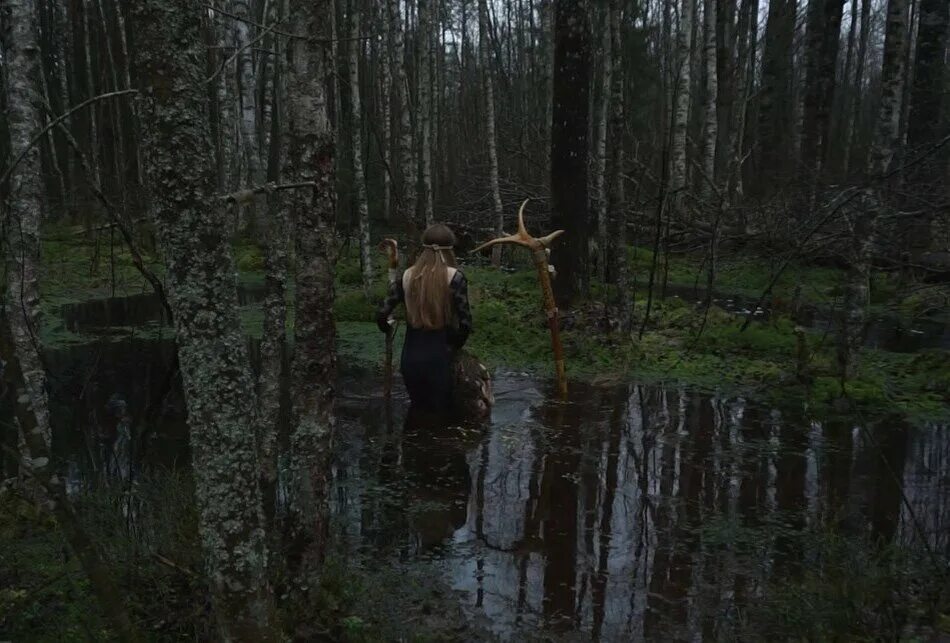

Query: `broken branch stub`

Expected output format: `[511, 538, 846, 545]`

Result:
[471, 199, 568, 397]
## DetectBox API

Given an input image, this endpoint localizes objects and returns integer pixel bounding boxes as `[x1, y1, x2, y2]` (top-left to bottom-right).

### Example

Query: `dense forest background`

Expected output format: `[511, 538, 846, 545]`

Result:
[1, 0, 949, 639]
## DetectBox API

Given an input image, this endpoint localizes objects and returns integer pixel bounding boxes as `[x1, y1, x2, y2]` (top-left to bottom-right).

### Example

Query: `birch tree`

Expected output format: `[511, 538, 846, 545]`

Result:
[131, 0, 276, 638]
[349, 0, 373, 295]
[418, 0, 434, 225]
[700, 0, 718, 197]
[607, 0, 632, 332]
[592, 3, 611, 280]
[479, 0, 504, 266]
[389, 0, 417, 225]
[379, 0, 393, 221]
[670, 0, 694, 208]
[230, 0, 263, 188]
[3, 0, 51, 445]
[283, 0, 338, 594]
[837, 0, 909, 384]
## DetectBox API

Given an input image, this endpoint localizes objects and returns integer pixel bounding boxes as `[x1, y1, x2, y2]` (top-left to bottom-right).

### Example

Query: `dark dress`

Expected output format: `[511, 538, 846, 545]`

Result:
[377, 270, 473, 412]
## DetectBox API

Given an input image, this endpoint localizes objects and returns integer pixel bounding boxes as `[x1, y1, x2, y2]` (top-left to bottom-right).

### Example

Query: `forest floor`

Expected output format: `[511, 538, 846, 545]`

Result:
[38, 225, 950, 423]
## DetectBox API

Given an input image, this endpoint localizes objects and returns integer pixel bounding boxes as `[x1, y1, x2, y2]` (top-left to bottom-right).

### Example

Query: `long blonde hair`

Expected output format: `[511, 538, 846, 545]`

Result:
[406, 224, 457, 330]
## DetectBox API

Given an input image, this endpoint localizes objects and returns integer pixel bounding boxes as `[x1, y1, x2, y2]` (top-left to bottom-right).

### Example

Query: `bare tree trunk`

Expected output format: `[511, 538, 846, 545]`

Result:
[837, 0, 909, 386]
[380, 0, 393, 221]
[607, 0, 632, 332]
[551, 0, 591, 304]
[418, 0, 434, 225]
[907, 0, 949, 150]
[230, 0, 263, 188]
[757, 0, 796, 192]
[728, 0, 756, 201]
[670, 0, 694, 210]
[4, 0, 51, 446]
[131, 1, 277, 638]
[479, 0, 504, 266]
[700, 0, 718, 198]
[592, 3, 611, 281]
[541, 0, 554, 186]
[389, 0, 418, 225]
[801, 0, 845, 188]
[349, 0, 373, 296]
[283, 0, 338, 606]
[844, 0, 871, 175]
[258, 34, 287, 504]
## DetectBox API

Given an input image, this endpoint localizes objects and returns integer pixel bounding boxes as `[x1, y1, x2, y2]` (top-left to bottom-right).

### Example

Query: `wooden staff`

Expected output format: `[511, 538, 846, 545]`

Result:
[472, 199, 568, 397]
[378, 238, 400, 397]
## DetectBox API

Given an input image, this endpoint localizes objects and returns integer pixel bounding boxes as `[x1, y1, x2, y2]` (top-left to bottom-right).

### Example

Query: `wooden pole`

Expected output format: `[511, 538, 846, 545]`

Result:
[472, 200, 568, 396]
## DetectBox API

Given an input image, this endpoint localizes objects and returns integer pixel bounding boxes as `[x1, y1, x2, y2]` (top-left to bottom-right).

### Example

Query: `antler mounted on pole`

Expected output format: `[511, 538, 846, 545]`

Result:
[378, 239, 400, 397]
[472, 199, 568, 397]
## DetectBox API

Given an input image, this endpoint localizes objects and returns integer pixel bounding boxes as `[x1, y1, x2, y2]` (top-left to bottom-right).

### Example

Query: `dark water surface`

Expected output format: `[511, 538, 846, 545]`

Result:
[8, 295, 948, 639]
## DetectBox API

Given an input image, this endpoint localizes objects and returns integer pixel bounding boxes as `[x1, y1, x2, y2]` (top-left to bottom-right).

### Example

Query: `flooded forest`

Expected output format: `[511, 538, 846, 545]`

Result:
[1, 0, 949, 639]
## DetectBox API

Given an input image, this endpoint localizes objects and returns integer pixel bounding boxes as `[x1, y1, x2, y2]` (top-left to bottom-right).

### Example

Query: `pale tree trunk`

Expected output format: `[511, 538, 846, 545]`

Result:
[389, 0, 417, 225]
[607, 0, 632, 332]
[380, 0, 393, 221]
[81, 0, 100, 186]
[283, 0, 338, 606]
[844, 0, 871, 175]
[897, 0, 918, 149]
[131, 1, 277, 639]
[670, 0, 694, 211]
[728, 0, 756, 201]
[837, 0, 909, 386]
[349, 1, 373, 296]
[541, 0, 554, 185]
[418, 0, 435, 225]
[230, 0, 263, 187]
[700, 0, 718, 198]
[479, 0, 504, 266]
[592, 3, 611, 281]
[4, 0, 51, 447]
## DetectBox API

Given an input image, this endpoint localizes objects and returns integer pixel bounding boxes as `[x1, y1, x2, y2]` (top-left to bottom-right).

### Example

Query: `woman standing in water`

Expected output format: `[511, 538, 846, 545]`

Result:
[376, 224, 472, 413]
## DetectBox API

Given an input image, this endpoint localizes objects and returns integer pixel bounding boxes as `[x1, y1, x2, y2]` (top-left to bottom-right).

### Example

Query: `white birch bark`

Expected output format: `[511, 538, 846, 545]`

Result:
[671, 0, 695, 210]
[4, 0, 52, 450]
[380, 0, 393, 221]
[592, 4, 611, 280]
[230, 0, 263, 187]
[349, 2, 373, 296]
[700, 0, 718, 198]
[837, 0, 909, 383]
[608, 0, 632, 331]
[389, 0, 418, 224]
[479, 0, 504, 266]
[418, 0, 435, 225]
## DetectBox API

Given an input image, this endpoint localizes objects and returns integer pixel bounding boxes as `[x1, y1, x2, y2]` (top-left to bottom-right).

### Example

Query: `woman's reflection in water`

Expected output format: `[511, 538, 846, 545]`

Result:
[383, 404, 483, 555]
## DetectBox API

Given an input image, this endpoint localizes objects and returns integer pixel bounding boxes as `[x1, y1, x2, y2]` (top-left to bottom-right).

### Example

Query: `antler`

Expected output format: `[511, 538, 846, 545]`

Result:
[471, 200, 565, 255]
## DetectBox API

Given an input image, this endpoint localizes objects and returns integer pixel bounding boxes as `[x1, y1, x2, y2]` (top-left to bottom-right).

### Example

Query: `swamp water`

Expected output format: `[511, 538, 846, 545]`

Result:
[8, 293, 950, 640]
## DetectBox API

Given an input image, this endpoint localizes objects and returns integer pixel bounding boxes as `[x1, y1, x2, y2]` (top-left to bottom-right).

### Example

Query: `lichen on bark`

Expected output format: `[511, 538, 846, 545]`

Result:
[130, 0, 276, 639]
[282, 0, 338, 604]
